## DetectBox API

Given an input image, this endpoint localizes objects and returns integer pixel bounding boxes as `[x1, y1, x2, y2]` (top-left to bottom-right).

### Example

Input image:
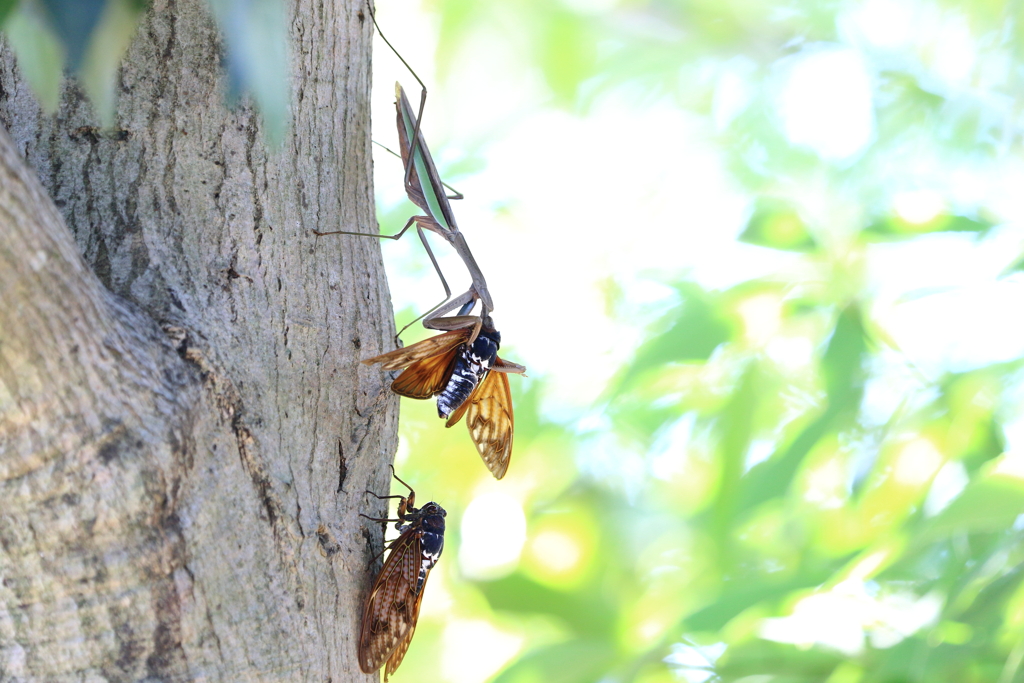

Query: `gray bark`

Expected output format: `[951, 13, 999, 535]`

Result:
[0, 0, 398, 680]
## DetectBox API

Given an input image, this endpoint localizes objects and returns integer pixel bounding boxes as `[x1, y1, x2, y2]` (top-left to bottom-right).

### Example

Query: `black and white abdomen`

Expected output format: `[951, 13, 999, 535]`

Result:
[437, 329, 500, 418]
[415, 502, 447, 594]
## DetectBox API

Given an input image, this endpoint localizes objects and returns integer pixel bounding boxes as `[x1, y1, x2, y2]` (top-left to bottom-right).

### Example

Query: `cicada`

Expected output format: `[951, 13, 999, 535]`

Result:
[358, 471, 447, 680]
[363, 316, 526, 479]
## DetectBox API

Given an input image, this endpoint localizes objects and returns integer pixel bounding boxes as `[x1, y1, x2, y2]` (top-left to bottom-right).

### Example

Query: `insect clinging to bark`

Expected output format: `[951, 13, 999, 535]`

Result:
[358, 470, 447, 679]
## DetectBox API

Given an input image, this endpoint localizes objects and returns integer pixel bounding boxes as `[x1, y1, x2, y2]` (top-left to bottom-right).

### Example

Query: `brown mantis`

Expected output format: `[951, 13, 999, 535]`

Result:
[314, 13, 494, 340]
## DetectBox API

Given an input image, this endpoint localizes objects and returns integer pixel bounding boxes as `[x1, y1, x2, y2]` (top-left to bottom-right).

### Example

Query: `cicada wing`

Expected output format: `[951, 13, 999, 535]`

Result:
[383, 586, 428, 680]
[445, 366, 514, 479]
[363, 329, 471, 371]
[390, 347, 460, 399]
[358, 529, 424, 676]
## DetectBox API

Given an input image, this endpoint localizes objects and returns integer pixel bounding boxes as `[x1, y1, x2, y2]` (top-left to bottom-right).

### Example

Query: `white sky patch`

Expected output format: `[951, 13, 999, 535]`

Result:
[846, 0, 917, 51]
[713, 58, 756, 130]
[969, 165, 1024, 223]
[580, 431, 649, 499]
[868, 590, 944, 648]
[441, 618, 523, 683]
[760, 582, 941, 655]
[760, 586, 868, 655]
[665, 641, 726, 683]
[859, 354, 934, 427]
[867, 231, 1016, 299]
[893, 189, 945, 224]
[765, 334, 815, 370]
[924, 460, 969, 516]
[992, 451, 1024, 480]
[924, 10, 976, 88]
[650, 414, 697, 481]
[459, 492, 527, 580]
[1004, 416, 1024, 454]
[737, 292, 783, 346]
[842, 0, 976, 93]
[868, 228, 1024, 374]
[774, 46, 875, 162]
[745, 439, 775, 471]
[893, 437, 944, 486]
[880, 281, 1024, 373]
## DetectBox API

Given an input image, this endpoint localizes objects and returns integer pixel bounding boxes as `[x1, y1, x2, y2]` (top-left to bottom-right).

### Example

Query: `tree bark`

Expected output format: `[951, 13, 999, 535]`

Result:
[0, 0, 397, 680]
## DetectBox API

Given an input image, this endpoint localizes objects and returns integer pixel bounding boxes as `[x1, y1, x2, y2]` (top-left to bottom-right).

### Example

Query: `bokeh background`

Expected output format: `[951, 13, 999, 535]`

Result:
[6, 0, 1024, 680]
[369, 1, 1024, 682]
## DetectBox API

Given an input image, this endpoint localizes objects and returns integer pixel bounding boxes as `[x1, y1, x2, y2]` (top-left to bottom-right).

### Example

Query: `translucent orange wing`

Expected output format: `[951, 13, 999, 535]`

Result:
[362, 329, 471, 371]
[446, 365, 514, 479]
[358, 529, 424, 677]
[383, 584, 428, 680]
[390, 348, 460, 399]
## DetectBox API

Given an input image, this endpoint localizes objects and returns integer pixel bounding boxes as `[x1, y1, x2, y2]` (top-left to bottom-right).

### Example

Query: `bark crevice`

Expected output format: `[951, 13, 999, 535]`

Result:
[0, 0, 392, 679]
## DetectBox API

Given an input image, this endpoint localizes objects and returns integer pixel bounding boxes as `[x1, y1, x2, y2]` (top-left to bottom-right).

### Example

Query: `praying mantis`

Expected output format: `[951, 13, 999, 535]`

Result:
[314, 26, 493, 342]
[315, 13, 525, 478]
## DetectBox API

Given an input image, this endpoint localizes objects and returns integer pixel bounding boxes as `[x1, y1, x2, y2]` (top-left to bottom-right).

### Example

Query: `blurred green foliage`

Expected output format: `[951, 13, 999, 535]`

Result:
[1, 0, 289, 140]
[8, 0, 1024, 680]
[384, 0, 1024, 682]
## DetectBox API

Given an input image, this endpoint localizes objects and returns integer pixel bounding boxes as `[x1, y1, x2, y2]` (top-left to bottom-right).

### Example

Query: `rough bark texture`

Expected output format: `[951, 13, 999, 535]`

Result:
[0, 0, 398, 680]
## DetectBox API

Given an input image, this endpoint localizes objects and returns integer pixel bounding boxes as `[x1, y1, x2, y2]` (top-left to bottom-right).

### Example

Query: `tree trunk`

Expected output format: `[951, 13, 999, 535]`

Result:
[0, 0, 397, 680]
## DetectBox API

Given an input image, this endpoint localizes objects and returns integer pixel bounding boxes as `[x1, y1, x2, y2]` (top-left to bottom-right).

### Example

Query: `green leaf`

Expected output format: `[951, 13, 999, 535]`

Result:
[999, 252, 1024, 279]
[715, 639, 842, 680]
[615, 284, 732, 393]
[820, 304, 867, 409]
[864, 213, 991, 240]
[38, 0, 105, 71]
[737, 409, 832, 514]
[479, 574, 616, 640]
[740, 199, 817, 251]
[0, 0, 18, 27]
[711, 362, 760, 561]
[736, 305, 866, 513]
[684, 565, 839, 631]
[492, 640, 616, 683]
[207, 0, 291, 145]
[4, 6, 64, 111]
[919, 468, 1024, 540]
[78, 0, 146, 125]
[9, 0, 145, 123]
[537, 9, 595, 105]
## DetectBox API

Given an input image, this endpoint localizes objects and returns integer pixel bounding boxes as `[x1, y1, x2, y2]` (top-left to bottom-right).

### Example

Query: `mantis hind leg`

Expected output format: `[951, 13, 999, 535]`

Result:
[312, 219, 456, 343]
[392, 227, 456, 342]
